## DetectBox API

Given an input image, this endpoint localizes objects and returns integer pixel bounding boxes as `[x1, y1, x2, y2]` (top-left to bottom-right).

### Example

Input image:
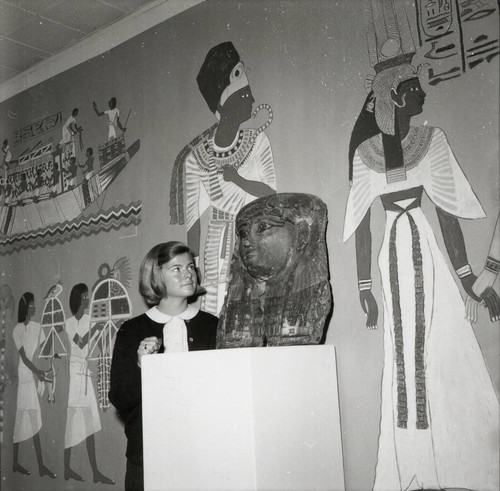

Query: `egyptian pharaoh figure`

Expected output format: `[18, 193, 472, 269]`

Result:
[170, 42, 276, 316]
[217, 193, 332, 348]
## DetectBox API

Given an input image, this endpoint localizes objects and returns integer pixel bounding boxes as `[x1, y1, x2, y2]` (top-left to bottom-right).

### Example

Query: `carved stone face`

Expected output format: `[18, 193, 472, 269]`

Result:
[237, 214, 295, 280]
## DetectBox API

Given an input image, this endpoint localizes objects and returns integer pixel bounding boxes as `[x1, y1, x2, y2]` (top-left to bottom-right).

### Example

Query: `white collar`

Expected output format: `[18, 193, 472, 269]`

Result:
[146, 304, 198, 323]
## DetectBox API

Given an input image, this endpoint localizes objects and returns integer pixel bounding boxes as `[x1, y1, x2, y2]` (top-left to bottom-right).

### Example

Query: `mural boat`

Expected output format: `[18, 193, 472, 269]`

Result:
[0, 136, 140, 237]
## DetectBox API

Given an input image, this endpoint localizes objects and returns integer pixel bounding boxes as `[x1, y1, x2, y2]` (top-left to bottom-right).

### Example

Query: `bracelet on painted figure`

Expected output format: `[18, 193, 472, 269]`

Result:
[358, 279, 372, 291]
[456, 264, 472, 279]
[485, 256, 500, 274]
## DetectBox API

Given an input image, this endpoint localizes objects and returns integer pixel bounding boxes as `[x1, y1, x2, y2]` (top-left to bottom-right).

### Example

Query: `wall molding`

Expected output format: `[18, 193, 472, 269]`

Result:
[0, 0, 204, 103]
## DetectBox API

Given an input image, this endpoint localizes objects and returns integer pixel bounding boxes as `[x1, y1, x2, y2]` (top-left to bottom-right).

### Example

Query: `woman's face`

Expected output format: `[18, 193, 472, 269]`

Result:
[237, 214, 295, 280]
[219, 86, 255, 125]
[396, 78, 426, 117]
[161, 253, 197, 299]
[27, 300, 36, 320]
[81, 290, 90, 311]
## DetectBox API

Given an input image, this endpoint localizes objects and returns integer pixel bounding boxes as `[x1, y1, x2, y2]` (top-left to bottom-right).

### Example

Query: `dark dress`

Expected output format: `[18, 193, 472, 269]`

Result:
[109, 308, 218, 490]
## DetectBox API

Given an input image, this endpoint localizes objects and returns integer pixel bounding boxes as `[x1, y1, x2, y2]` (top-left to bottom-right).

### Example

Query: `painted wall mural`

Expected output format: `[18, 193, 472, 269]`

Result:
[12, 112, 63, 147]
[170, 41, 277, 316]
[0, 201, 142, 254]
[62, 283, 114, 484]
[466, 212, 500, 322]
[88, 258, 132, 411]
[0, 284, 15, 442]
[12, 292, 56, 479]
[0, 96, 141, 252]
[7, 258, 131, 485]
[415, 0, 499, 85]
[38, 283, 66, 404]
[0, 1, 497, 490]
[343, 1, 499, 489]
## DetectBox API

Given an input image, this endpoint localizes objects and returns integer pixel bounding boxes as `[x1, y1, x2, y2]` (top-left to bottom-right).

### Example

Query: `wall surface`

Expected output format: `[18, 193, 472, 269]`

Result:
[0, 1, 498, 490]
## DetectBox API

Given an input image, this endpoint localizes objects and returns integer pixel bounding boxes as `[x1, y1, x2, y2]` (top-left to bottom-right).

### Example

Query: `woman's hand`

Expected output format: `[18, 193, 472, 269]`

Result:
[473, 268, 497, 297]
[137, 336, 161, 368]
[222, 165, 240, 183]
[359, 290, 378, 330]
[480, 287, 500, 322]
[460, 273, 481, 302]
[465, 294, 480, 323]
[36, 368, 46, 381]
[465, 287, 500, 323]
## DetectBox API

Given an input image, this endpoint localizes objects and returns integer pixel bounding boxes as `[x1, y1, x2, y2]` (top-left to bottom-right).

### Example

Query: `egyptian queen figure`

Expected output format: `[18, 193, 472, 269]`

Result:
[343, 1, 499, 489]
[170, 41, 276, 315]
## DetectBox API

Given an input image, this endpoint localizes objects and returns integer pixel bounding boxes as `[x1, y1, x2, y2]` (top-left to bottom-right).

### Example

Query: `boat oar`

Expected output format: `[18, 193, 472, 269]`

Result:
[124, 108, 131, 130]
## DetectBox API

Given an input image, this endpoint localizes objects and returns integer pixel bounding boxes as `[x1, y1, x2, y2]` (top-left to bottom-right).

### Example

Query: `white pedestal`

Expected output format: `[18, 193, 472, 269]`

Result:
[142, 345, 345, 491]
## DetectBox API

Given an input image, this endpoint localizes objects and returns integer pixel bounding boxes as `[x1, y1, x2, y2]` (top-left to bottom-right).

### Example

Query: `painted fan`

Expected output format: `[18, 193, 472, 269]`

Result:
[38, 283, 67, 403]
[39, 283, 67, 358]
[88, 257, 132, 410]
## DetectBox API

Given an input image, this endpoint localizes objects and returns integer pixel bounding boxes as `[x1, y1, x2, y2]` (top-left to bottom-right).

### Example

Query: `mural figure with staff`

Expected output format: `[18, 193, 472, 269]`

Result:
[93, 97, 128, 141]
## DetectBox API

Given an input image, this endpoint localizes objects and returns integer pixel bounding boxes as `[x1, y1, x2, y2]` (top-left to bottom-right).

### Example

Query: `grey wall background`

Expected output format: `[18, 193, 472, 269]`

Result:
[1, 1, 498, 490]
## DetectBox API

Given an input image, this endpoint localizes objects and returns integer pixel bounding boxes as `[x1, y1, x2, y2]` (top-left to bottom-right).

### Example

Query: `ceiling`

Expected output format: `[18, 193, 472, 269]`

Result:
[0, 0, 159, 85]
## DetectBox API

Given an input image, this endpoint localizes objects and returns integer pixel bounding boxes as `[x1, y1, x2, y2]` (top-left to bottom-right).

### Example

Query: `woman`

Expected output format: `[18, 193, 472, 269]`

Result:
[12, 292, 55, 478]
[343, 63, 499, 490]
[109, 241, 218, 490]
[64, 283, 114, 484]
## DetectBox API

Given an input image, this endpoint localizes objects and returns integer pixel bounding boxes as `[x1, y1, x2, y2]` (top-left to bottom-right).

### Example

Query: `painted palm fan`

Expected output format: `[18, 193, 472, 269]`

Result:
[88, 277, 131, 410]
[38, 288, 67, 403]
[39, 295, 67, 359]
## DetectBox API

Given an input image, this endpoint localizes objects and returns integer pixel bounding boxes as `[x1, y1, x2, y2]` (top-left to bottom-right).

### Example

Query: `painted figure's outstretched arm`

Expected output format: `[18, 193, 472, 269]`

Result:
[436, 207, 482, 303]
[92, 102, 104, 117]
[69, 120, 82, 135]
[116, 116, 126, 133]
[73, 322, 104, 350]
[222, 165, 275, 197]
[355, 209, 378, 329]
[18, 347, 45, 381]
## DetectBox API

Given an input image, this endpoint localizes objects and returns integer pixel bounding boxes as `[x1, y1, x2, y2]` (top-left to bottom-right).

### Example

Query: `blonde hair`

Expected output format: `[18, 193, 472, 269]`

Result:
[139, 241, 193, 306]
